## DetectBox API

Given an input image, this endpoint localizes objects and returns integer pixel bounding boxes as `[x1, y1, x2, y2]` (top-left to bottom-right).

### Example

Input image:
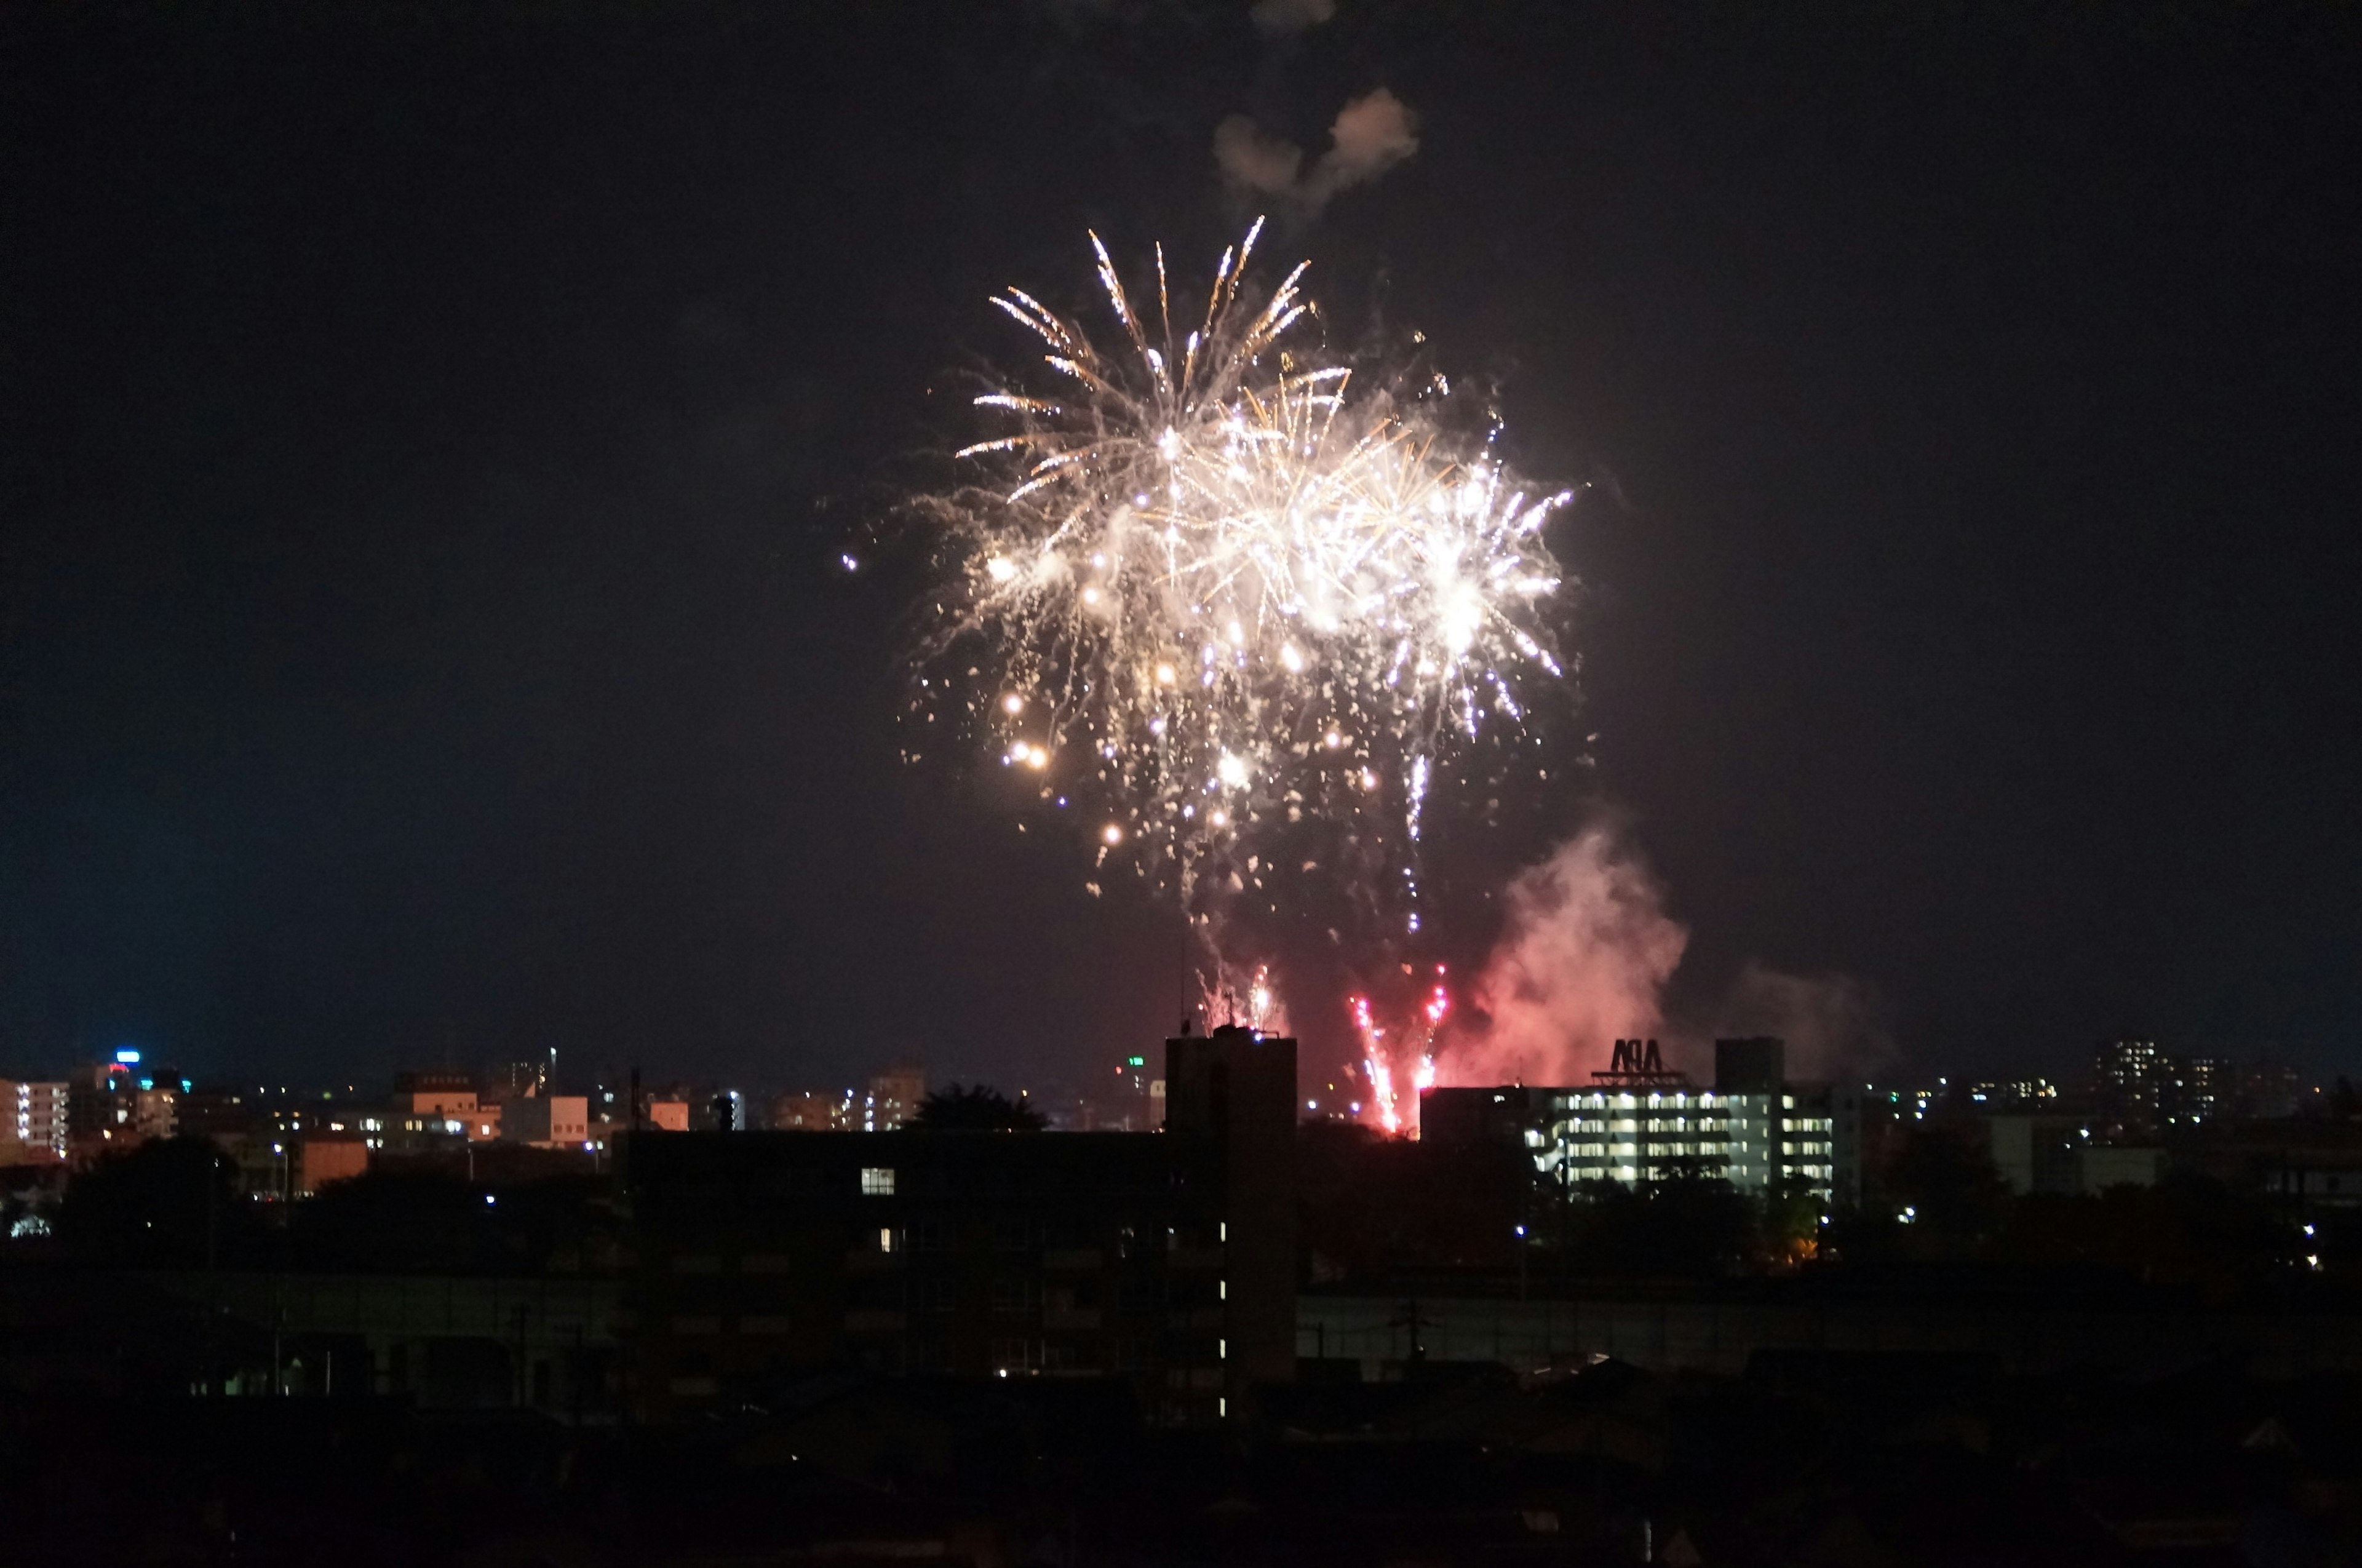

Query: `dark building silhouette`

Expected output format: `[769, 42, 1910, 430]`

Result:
[619, 1024, 1296, 1426]
[1164, 1022, 1297, 1417]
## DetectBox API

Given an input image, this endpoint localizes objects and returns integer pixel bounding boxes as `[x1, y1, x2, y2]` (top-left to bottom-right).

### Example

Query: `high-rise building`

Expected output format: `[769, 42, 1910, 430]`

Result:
[2095, 1038, 2165, 1130]
[1163, 1023, 1297, 1422]
[2169, 1056, 2228, 1126]
[2096, 1040, 2241, 1129]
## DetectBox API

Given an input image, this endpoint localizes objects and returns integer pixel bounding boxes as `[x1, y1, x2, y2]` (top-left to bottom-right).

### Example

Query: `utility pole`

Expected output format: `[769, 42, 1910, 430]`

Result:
[204, 1150, 219, 1395]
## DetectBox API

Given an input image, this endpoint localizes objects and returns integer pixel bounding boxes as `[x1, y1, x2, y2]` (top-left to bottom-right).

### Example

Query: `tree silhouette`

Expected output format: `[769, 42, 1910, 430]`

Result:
[1882, 1121, 2012, 1249]
[910, 1083, 1045, 1132]
[57, 1136, 261, 1267]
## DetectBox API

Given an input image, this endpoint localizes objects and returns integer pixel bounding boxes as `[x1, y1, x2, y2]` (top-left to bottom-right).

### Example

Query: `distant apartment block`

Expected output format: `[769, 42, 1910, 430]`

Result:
[765, 1069, 931, 1133]
[864, 1065, 926, 1131]
[2, 1080, 69, 1161]
[769, 1089, 856, 1131]
[1422, 1036, 1862, 1205]
[2093, 1038, 2275, 1131]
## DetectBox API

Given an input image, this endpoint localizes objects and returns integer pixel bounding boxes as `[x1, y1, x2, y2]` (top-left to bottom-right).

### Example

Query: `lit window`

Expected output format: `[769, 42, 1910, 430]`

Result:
[878, 1227, 898, 1254]
[860, 1167, 896, 1196]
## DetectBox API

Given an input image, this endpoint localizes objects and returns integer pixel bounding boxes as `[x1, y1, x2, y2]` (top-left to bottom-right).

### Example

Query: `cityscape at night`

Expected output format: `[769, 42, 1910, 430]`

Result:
[7, 3, 2362, 1564]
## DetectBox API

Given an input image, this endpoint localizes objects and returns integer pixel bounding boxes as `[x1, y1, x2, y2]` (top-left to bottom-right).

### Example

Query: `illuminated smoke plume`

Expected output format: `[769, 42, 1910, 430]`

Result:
[1455, 821, 1690, 1086]
[1215, 89, 1421, 217]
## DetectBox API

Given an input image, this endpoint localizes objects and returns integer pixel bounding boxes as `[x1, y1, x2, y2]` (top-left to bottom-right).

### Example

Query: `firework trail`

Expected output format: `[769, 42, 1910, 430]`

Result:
[909, 224, 1575, 1108]
[1202, 961, 1287, 1037]
[1350, 971, 1449, 1135]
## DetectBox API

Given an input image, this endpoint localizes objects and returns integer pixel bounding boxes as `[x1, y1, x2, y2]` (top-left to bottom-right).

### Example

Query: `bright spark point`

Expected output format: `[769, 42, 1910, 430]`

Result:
[1102, 824, 1124, 845]
[1002, 694, 1024, 715]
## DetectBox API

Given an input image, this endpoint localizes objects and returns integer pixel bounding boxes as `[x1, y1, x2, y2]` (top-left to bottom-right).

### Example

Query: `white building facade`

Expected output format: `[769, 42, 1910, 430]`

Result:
[1422, 1037, 1861, 1205]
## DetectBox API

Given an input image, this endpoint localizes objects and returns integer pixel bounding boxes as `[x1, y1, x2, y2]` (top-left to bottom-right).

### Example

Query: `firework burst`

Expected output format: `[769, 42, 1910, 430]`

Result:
[910, 221, 1575, 952]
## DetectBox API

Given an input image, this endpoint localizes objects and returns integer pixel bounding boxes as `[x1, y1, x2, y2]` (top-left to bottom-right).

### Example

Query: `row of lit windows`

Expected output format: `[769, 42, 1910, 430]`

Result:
[1559, 1139, 1727, 1158]
[1554, 1117, 1730, 1134]
[1545, 1092, 1730, 1112]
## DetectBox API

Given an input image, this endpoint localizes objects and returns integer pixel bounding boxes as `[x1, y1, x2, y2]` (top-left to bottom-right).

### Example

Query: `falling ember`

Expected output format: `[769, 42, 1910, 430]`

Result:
[906, 223, 1577, 939]
[1351, 996, 1404, 1135]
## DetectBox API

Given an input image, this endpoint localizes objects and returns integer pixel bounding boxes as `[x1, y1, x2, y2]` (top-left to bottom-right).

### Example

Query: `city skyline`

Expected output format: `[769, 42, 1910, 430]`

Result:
[7, 6, 2358, 1094]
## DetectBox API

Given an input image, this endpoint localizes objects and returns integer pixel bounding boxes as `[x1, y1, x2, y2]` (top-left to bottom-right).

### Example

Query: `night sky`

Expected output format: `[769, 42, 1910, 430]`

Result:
[6, 2, 2358, 1092]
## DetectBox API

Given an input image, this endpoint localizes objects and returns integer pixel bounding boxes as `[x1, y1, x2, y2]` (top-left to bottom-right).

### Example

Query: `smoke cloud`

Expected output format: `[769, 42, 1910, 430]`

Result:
[1249, 0, 1336, 34]
[1713, 961, 1897, 1081]
[1214, 88, 1420, 217]
[1442, 818, 1896, 1090]
[1455, 821, 1690, 1086]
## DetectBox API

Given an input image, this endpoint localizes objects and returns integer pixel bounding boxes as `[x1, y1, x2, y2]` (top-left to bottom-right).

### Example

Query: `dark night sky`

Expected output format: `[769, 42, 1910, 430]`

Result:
[5, 2, 2358, 1092]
